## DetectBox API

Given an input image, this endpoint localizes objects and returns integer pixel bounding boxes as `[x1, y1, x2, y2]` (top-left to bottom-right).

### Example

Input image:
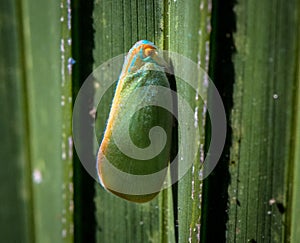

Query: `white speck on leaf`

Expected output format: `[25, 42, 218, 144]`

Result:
[33, 169, 42, 184]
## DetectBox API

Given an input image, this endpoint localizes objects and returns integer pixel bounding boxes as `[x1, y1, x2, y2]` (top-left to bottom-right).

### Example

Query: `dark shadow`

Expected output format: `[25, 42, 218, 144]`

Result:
[200, 0, 237, 242]
[166, 61, 179, 243]
[72, 0, 96, 242]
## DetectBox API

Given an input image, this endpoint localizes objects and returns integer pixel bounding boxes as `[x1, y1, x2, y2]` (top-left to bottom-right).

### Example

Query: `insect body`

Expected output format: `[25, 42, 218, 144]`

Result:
[97, 40, 173, 203]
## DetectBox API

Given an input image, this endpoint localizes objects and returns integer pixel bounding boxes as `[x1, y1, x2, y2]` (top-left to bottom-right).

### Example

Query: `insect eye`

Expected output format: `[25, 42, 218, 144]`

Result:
[140, 45, 160, 64]
[143, 47, 156, 57]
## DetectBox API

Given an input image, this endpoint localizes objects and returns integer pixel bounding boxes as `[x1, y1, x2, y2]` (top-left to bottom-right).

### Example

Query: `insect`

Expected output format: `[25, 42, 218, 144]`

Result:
[97, 40, 173, 203]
